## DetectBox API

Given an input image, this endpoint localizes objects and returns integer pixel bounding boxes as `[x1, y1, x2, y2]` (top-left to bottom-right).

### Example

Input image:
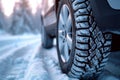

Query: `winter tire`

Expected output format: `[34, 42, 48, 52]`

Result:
[41, 17, 53, 48]
[57, 0, 111, 79]
[41, 27, 53, 48]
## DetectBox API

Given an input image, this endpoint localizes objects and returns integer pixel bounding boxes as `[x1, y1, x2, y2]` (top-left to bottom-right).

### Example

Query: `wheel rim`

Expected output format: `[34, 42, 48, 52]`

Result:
[58, 4, 72, 63]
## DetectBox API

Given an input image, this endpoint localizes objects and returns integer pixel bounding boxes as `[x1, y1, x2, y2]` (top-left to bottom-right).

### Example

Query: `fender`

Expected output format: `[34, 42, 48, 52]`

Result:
[90, 0, 120, 33]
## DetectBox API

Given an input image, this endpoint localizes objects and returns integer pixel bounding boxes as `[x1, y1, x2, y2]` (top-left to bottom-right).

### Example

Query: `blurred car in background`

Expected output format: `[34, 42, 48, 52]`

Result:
[41, 0, 120, 79]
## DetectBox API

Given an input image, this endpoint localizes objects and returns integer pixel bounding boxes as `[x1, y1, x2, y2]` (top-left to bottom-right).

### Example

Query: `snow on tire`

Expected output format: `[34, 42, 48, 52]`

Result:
[57, 0, 112, 79]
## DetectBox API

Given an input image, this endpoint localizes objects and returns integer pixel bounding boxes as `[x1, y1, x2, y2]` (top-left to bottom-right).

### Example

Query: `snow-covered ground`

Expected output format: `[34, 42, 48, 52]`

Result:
[0, 3, 120, 79]
[0, 31, 120, 80]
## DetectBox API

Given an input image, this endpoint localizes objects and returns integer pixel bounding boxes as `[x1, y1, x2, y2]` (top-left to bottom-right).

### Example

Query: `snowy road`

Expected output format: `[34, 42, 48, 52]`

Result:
[0, 33, 120, 80]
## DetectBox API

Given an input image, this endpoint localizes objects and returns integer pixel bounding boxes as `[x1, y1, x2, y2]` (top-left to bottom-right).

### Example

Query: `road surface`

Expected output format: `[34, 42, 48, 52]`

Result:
[0, 32, 120, 80]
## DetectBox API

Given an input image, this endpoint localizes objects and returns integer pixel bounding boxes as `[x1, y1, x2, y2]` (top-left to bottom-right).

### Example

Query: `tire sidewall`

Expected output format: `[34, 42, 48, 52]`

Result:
[57, 0, 76, 73]
[41, 26, 53, 48]
[41, 26, 46, 46]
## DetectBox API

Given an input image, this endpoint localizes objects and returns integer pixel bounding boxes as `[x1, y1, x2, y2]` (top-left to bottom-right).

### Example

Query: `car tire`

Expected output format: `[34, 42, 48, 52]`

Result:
[41, 14, 53, 49]
[57, 0, 111, 79]
[41, 26, 53, 48]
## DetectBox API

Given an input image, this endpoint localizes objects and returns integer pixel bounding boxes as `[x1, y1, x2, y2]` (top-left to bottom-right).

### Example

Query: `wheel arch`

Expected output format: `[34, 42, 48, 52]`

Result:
[55, 0, 60, 12]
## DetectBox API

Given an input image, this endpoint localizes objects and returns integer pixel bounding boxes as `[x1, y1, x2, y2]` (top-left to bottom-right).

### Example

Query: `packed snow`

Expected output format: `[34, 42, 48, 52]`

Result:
[0, 33, 120, 80]
[0, 0, 120, 79]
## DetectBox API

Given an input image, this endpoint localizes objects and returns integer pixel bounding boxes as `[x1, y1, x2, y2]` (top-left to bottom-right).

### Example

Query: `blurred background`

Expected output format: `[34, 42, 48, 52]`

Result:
[0, 0, 44, 35]
[0, 0, 120, 80]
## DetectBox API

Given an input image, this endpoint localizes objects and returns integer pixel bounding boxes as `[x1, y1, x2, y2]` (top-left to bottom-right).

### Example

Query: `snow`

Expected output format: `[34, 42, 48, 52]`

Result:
[0, 33, 120, 80]
[0, 1, 120, 79]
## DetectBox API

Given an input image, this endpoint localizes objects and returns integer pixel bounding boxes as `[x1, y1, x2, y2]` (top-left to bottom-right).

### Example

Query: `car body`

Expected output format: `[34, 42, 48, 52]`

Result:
[41, 0, 56, 39]
[90, 0, 120, 33]
[41, 0, 120, 79]
[42, 0, 120, 49]
[43, 0, 120, 33]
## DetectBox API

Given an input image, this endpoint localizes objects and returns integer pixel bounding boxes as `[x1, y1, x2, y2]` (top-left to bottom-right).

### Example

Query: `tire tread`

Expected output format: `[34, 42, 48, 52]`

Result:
[68, 0, 112, 79]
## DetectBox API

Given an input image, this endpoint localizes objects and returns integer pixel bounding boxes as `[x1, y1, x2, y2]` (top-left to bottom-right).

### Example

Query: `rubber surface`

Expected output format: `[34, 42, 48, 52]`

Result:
[57, 0, 112, 79]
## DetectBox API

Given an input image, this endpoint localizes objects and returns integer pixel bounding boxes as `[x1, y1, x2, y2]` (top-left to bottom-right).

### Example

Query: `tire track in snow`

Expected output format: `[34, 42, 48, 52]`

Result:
[40, 47, 79, 80]
[0, 38, 41, 60]
[0, 35, 50, 80]
[40, 47, 120, 80]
